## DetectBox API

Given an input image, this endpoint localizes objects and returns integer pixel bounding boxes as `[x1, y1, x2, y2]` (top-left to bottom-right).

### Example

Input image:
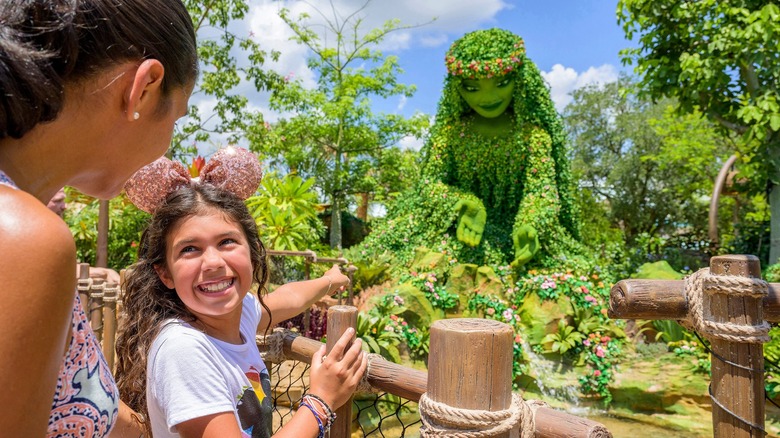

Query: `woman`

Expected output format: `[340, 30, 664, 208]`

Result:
[0, 1, 197, 436]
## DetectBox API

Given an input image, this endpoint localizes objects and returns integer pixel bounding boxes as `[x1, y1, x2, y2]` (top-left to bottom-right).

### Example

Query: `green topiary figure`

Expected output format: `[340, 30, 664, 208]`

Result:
[361, 28, 581, 269]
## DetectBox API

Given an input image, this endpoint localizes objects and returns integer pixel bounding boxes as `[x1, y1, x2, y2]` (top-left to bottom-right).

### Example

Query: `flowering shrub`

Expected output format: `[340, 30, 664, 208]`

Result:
[514, 269, 611, 318]
[400, 271, 460, 311]
[578, 332, 621, 404]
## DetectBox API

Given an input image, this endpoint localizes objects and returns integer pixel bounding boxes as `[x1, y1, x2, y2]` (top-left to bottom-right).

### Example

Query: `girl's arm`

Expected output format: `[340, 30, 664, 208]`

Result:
[177, 329, 368, 438]
[258, 264, 349, 333]
[107, 401, 144, 438]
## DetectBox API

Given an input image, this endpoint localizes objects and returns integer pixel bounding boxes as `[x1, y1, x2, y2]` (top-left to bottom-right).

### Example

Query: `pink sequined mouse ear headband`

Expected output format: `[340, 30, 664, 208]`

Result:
[124, 146, 263, 214]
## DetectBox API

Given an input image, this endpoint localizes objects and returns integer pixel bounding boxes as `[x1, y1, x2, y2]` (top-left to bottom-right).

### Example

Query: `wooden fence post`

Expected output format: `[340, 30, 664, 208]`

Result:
[90, 278, 104, 342]
[709, 255, 766, 437]
[425, 318, 515, 437]
[325, 305, 357, 437]
[102, 281, 117, 371]
[77, 263, 90, 307]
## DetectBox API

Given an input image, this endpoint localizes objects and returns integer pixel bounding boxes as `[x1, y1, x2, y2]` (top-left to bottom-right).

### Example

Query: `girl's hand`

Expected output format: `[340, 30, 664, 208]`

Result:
[323, 264, 350, 294]
[308, 328, 368, 410]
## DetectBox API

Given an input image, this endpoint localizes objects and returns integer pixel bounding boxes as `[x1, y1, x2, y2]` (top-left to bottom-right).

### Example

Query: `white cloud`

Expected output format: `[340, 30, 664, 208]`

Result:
[541, 64, 618, 112]
[396, 95, 407, 112]
[398, 134, 424, 151]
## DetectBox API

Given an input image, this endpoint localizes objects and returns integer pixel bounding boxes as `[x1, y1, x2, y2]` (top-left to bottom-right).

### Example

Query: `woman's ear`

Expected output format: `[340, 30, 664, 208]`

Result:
[125, 59, 166, 122]
[153, 264, 175, 289]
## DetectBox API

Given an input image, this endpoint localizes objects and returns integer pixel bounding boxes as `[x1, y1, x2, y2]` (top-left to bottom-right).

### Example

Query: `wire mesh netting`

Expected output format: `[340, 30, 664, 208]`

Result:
[268, 359, 422, 437]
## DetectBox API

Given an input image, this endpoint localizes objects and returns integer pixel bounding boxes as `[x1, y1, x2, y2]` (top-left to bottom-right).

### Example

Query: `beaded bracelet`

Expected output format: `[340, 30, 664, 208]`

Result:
[303, 393, 337, 429]
[300, 401, 325, 438]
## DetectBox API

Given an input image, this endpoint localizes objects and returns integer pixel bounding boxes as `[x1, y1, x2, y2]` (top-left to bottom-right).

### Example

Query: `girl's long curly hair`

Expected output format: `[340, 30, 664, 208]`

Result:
[114, 183, 270, 436]
[427, 28, 581, 239]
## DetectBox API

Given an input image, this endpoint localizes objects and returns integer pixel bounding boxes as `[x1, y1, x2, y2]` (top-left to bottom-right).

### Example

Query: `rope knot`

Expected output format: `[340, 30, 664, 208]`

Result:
[683, 268, 770, 344]
[418, 392, 544, 437]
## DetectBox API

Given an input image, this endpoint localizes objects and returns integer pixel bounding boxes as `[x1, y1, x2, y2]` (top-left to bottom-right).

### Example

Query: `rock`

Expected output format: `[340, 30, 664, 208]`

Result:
[475, 265, 504, 296]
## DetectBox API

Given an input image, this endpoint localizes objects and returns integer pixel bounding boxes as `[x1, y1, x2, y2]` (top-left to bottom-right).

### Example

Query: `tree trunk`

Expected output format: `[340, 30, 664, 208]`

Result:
[329, 196, 342, 249]
[770, 183, 780, 264]
[329, 151, 343, 249]
[356, 192, 369, 221]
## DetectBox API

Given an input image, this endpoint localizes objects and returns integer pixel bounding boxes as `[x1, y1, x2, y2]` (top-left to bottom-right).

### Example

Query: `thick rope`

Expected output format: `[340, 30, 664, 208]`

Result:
[102, 284, 119, 304]
[419, 392, 544, 438]
[355, 353, 383, 395]
[682, 268, 770, 344]
[257, 328, 287, 364]
[77, 277, 93, 293]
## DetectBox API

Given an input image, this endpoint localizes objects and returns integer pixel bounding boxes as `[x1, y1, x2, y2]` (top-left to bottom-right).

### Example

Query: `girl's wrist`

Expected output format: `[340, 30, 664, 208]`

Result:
[323, 275, 333, 295]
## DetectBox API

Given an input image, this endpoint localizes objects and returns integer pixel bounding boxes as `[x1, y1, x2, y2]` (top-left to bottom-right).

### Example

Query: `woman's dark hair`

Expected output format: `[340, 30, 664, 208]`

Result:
[115, 184, 269, 436]
[0, 0, 198, 139]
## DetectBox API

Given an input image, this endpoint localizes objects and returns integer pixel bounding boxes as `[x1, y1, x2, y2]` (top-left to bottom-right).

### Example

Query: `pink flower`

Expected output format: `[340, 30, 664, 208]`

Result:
[583, 339, 591, 346]
[596, 346, 606, 358]
[594, 370, 602, 377]
[486, 308, 496, 315]
[514, 335, 523, 344]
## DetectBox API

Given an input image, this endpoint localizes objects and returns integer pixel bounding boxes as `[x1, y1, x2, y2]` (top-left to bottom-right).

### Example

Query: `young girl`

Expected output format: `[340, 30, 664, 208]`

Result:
[116, 151, 367, 438]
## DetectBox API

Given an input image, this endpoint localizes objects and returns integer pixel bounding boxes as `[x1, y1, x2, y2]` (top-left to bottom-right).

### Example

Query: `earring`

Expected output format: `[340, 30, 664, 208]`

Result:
[133, 112, 140, 120]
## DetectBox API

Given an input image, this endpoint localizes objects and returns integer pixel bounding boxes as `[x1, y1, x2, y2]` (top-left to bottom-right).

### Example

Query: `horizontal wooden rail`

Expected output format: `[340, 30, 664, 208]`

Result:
[609, 279, 780, 321]
[275, 331, 610, 438]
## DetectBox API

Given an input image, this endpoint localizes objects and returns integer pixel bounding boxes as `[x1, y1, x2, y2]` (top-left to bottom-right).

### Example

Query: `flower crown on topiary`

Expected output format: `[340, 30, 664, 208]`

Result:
[445, 28, 525, 80]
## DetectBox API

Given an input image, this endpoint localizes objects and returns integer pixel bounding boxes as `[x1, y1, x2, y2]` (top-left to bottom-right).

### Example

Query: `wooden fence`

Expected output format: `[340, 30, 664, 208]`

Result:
[609, 254, 776, 438]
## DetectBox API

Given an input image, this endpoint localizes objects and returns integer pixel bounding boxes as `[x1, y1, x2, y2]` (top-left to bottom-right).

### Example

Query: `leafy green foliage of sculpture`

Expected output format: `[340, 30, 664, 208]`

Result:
[64, 191, 149, 271]
[268, 3, 429, 249]
[172, 1, 284, 158]
[618, 0, 780, 262]
[359, 28, 581, 270]
[246, 172, 324, 251]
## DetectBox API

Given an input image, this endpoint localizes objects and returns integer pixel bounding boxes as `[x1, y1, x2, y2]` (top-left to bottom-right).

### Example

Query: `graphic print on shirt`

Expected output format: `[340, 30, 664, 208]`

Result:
[237, 366, 272, 438]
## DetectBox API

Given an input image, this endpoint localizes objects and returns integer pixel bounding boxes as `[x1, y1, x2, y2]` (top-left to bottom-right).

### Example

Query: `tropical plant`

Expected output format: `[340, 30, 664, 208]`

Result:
[355, 312, 402, 363]
[64, 191, 149, 271]
[541, 320, 585, 356]
[246, 172, 324, 251]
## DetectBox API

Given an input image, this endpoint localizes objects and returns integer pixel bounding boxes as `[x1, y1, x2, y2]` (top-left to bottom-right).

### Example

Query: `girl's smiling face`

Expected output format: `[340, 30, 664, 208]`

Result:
[457, 75, 515, 119]
[155, 208, 254, 326]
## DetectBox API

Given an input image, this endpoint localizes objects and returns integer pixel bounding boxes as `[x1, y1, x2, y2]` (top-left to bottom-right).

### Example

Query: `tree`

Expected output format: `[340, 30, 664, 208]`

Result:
[268, 1, 429, 249]
[564, 78, 733, 248]
[172, 1, 284, 158]
[618, 0, 780, 262]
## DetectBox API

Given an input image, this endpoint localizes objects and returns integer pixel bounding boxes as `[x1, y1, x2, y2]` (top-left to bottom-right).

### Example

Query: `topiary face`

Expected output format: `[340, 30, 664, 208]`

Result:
[457, 75, 515, 119]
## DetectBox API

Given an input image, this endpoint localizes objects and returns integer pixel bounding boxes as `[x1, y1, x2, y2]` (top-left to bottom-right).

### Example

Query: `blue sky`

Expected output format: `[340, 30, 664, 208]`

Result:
[193, 0, 633, 151]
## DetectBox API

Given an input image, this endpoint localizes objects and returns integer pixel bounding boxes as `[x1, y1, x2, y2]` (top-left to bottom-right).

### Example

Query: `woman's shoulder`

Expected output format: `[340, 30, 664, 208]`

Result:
[0, 187, 75, 271]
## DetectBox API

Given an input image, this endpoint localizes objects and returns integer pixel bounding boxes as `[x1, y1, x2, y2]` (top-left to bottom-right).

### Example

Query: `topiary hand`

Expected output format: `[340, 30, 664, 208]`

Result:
[511, 224, 539, 268]
[454, 198, 486, 247]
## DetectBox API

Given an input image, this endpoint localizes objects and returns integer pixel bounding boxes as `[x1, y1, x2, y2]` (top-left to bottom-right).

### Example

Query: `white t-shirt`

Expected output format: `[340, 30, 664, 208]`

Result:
[147, 294, 272, 438]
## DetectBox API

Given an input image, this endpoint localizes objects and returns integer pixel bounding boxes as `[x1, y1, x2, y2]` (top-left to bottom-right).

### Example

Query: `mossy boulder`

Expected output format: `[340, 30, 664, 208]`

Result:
[632, 260, 684, 280]
[389, 283, 444, 328]
[517, 292, 569, 345]
[410, 247, 447, 274]
[475, 265, 504, 296]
